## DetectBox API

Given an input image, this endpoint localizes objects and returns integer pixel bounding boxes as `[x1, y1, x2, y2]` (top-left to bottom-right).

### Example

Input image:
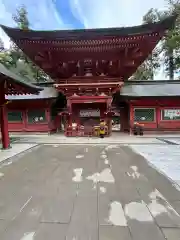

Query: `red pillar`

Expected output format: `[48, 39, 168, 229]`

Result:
[67, 98, 72, 126]
[0, 81, 10, 149]
[129, 102, 134, 135]
[68, 115, 72, 126]
[0, 105, 10, 149]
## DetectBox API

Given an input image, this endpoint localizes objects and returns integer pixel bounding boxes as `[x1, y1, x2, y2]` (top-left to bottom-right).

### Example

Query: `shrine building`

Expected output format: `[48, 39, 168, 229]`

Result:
[1, 15, 180, 136]
[0, 63, 42, 149]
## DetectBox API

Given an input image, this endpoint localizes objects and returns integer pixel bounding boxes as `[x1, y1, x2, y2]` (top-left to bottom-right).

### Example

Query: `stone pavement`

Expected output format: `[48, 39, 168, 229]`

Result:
[0, 143, 38, 164]
[10, 133, 164, 144]
[130, 144, 180, 190]
[10, 132, 180, 145]
[0, 144, 180, 239]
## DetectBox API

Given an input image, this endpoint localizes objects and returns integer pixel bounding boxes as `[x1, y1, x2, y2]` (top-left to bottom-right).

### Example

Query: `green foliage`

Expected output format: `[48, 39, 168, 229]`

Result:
[165, 0, 180, 78]
[0, 50, 16, 68]
[0, 5, 49, 82]
[142, 8, 163, 23]
[0, 38, 12, 68]
[0, 38, 4, 52]
[2, 2, 180, 81]
[12, 5, 29, 30]
[132, 0, 180, 80]
[160, 1, 180, 78]
[130, 63, 152, 80]
[132, 9, 162, 80]
[10, 5, 29, 68]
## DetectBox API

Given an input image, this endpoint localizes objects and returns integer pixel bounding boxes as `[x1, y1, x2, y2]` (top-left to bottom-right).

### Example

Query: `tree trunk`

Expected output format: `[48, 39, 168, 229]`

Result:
[150, 55, 154, 80]
[168, 49, 174, 80]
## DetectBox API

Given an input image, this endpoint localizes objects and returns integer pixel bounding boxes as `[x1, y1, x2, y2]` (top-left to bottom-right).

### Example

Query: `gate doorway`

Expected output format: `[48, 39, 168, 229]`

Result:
[112, 112, 121, 131]
[119, 101, 130, 133]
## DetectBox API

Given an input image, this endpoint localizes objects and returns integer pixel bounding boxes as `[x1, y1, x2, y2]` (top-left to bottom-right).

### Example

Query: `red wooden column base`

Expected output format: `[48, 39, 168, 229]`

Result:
[0, 105, 11, 149]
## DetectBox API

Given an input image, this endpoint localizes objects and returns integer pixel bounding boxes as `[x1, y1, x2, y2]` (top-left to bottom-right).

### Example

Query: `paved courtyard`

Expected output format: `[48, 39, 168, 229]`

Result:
[131, 144, 180, 190]
[1, 141, 180, 239]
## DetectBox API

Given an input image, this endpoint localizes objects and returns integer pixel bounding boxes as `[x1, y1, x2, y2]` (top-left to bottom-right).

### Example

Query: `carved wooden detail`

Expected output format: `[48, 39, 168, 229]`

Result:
[54, 81, 123, 97]
[15, 32, 160, 46]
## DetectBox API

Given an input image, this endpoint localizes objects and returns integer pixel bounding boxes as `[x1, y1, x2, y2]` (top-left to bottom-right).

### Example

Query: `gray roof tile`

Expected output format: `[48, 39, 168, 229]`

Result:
[121, 81, 180, 97]
[0, 15, 176, 40]
[0, 63, 42, 94]
[6, 86, 57, 100]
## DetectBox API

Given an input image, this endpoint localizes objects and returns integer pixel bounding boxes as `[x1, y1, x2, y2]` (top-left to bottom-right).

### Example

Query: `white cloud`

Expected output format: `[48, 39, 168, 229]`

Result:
[0, 1, 14, 48]
[0, 0, 171, 79]
[70, 0, 167, 28]
[0, 0, 69, 49]
[20, 0, 66, 30]
[70, 0, 169, 79]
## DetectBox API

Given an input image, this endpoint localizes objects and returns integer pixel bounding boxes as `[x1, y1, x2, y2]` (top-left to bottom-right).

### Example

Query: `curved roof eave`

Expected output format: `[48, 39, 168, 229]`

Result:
[0, 63, 43, 94]
[0, 15, 177, 41]
[6, 86, 58, 100]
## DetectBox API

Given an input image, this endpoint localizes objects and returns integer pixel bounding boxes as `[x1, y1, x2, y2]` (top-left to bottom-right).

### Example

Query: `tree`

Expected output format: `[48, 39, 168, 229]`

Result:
[165, 0, 180, 78]
[133, 3, 180, 80]
[10, 6, 31, 67]
[0, 51, 13, 68]
[9, 5, 49, 82]
[130, 62, 154, 80]
[0, 38, 4, 52]
[131, 9, 161, 80]
[12, 6, 29, 30]
[144, 1, 180, 80]
[0, 37, 17, 68]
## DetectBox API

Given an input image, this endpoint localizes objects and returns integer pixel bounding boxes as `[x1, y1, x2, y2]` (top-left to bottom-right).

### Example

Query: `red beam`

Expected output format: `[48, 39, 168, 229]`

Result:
[56, 77, 122, 83]
[68, 95, 111, 100]
[69, 98, 109, 104]
[35, 52, 125, 62]
[54, 82, 121, 88]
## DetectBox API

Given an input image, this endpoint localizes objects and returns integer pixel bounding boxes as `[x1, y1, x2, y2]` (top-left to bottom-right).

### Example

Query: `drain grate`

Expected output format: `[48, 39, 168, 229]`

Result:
[156, 138, 179, 145]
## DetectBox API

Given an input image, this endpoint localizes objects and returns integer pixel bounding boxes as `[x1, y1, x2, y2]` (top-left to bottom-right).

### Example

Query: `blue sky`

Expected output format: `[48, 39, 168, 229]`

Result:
[0, 0, 169, 78]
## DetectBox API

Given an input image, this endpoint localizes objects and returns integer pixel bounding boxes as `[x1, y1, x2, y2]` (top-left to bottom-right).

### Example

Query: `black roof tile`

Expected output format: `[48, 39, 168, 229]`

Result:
[0, 15, 176, 41]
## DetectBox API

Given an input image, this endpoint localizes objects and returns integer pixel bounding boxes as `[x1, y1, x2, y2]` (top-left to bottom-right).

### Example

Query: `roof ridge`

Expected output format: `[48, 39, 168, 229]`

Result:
[0, 63, 43, 93]
[0, 15, 176, 37]
[126, 80, 180, 85]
